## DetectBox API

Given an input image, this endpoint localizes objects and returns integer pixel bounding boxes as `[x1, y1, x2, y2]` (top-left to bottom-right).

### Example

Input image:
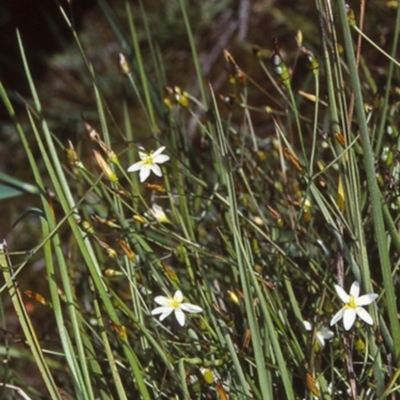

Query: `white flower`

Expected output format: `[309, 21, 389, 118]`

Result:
[330, 281, 378, 331]
[145, 204, 170, 224]
[304, 321, 334, 348]
[127, 146, 170, 182]
[151, 290, 203, 327]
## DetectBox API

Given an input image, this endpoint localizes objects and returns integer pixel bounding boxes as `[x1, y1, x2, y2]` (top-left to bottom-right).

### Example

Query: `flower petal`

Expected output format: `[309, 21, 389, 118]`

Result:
[159, 309, 174, 321]
[150, 205, 168, 223]
[138, 148, 147, 159]
[150, 164, 162, 177]
[152, 146, 166, 156]
[151, 306, 172, 316]
[343, 308, 356, 330]
[316, 334, 326, 348]
[356, 307, 374, 325]
[319, 327, 334, 340]
[349, 281, 360, 298]
[303, 321, 312, 331]
[174, 308, 186, 326]
[174, 291, 183, 303]
[154, 154, 170, 164]
[334, 285, 350, 304]
[356, 293, 378, 306]
[330, 308, 344, 326]
[154, 296, 169, 306]
[127, 161, 144, 172]
[180, 303, 203, 313]
[139, 166, 151, 182]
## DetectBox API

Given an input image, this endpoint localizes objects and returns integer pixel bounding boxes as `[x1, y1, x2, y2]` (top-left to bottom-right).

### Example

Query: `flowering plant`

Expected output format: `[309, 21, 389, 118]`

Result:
[151, 290, 203, 327]
[330, 281, 378, 331]
[127, 146, 170, 182]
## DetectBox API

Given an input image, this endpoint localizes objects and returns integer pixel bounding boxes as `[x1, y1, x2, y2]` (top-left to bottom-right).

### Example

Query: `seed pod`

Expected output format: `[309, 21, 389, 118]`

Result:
[66, 140, 84, 170]
[110, 321, 127, 340]
[345, 4, 356, 27]
[381, 146, 393, 168]
[94, 237, 118, 258]
[81, 220, 94, 234]
[271, 38, 290, 86]
[295, 31, 319, 75]
[84, 121, 102, 142]
[224, 49, 247, 83]
[117, 239, 137, 262]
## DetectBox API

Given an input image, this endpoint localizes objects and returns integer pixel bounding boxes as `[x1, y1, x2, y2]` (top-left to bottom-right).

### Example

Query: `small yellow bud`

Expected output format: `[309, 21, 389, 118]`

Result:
[227, 290, 240, 305]
[103, 268, 124, 277]
[354, 337, 365, 351]
[174, 86, 189, 107]
[133, 215, 147, 224]
[200, 367, 215, 384]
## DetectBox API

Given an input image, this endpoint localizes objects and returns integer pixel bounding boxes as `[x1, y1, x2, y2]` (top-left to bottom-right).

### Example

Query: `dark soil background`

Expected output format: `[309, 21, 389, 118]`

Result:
[0, 0, 96, 111]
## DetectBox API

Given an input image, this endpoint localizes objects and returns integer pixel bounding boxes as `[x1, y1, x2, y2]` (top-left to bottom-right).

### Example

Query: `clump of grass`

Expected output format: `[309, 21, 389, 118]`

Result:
[1, 0, 400, 399]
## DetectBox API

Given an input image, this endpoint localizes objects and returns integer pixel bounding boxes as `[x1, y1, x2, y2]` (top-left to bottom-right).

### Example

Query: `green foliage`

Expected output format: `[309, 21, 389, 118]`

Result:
[1, 0, 400, 399]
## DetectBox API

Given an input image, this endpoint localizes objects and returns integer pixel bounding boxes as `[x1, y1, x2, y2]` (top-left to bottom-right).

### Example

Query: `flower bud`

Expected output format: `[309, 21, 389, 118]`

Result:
[118, 53, 131, 75]
[93, 150, 118, 183]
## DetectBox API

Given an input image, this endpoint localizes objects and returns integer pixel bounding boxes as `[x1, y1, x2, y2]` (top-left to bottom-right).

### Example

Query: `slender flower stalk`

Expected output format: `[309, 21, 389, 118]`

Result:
[330, 281, 378, 331]
[127, 146, 170, 182]
[151, 290, 203, 327]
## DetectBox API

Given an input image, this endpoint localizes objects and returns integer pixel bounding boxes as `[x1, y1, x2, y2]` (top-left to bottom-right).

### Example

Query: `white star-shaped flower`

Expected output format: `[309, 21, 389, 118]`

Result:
[127, 146, 170, 182]
[304, 321, 334, 348]
[151, 290, 203, 327]
[330, 281, 378, 331]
